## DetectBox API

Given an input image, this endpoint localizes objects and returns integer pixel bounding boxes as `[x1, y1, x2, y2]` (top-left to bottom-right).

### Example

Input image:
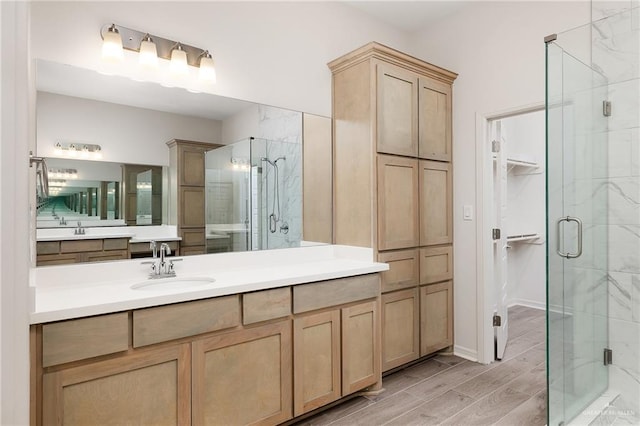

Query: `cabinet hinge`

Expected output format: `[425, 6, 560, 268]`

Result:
[492, 228, 501, 240]
[603, 101, 612, 117]
[604, 348, 613, 365]
[491, 140, 500, 153]
[493, 315, 502, 327]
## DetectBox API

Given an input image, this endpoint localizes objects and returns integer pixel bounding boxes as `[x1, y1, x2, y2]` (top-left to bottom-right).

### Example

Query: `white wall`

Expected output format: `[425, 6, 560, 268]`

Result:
[1, 2, 32, 424]
[502, 110, 546, 309]
[409, 1, 591, 360]
[30, 1, 413, 117]
[37, 92, 222, 165]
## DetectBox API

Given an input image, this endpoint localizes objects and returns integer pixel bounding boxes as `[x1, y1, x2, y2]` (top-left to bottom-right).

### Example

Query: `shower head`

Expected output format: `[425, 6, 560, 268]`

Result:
[261, 156, 286, 166]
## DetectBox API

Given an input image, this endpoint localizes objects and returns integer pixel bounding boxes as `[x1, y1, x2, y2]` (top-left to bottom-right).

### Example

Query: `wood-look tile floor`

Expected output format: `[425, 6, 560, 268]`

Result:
[294, 305, 546, 426]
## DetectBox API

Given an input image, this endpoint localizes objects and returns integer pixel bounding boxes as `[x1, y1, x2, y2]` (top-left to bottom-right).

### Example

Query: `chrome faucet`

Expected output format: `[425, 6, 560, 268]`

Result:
[59, 216, 67, 225]
[141, 241, 182, 278]
[74, 221, 85, 235]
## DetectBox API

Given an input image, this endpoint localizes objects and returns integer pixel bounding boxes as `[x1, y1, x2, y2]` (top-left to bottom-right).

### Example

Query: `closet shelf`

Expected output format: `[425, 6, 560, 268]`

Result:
[506, 233, 540, 243]
[506, 158, 539, 169]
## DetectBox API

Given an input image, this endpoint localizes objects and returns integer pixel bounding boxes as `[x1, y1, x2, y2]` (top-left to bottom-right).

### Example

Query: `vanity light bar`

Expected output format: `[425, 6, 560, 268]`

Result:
[230, 157, 250, 171]
[100, 23, 216, 83]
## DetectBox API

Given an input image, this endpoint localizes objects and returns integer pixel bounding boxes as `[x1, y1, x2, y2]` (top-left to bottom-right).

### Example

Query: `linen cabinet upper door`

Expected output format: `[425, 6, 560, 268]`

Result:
[418, 78, 452, 161]
[377, 155, 419, 250]
[420, 160, 452, 246]
[377, 63, 419, 157]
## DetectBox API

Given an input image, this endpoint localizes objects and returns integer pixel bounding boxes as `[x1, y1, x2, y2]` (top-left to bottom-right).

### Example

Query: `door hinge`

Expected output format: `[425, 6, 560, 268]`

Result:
[491, 140, 500, 153]
[493, 314, 502, 327]
[492, 228, 501, 240]
[604, 348, 613, 365]
[603, 101, 612, 117]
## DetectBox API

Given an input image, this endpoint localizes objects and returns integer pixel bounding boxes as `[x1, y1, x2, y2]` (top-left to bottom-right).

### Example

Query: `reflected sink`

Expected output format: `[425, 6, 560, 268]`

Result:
[130, 277, 216, 291]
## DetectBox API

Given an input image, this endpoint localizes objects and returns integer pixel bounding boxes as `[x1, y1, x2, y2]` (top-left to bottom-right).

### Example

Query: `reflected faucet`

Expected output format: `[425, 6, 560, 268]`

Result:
[74, 221, 85, 235]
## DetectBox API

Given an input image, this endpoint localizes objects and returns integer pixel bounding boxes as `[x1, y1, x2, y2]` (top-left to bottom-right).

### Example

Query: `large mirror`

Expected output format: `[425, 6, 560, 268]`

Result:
[35, 59, 309, 264]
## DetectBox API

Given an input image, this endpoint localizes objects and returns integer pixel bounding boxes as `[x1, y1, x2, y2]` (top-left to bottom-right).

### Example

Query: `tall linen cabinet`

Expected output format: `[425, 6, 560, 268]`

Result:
[329, 42, 457, 372]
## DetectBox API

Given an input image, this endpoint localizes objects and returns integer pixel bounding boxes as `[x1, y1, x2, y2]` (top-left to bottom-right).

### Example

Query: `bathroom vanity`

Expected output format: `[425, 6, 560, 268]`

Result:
[29, 245, 387, 425]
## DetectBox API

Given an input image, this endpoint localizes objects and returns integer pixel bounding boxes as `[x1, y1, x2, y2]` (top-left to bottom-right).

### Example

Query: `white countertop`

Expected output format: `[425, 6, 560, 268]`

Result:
[30, 245, 388, 324]
[37, 225, 180, 243]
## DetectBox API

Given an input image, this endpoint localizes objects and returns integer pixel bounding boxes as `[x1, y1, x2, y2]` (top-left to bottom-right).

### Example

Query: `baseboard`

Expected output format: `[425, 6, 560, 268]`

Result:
[453, 345, 478, 362]
[508, 299, 546, 311]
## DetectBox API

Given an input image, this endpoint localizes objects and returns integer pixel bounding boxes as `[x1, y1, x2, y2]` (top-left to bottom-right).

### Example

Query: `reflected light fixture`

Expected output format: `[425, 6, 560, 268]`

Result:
[100, 23, 216, 83]
[139, 34, 158, 68]
[101, 24, 124, 62]
[54, 142, 103, 160]
[170, 43, 188, 76]
[199, 51, 216, 83]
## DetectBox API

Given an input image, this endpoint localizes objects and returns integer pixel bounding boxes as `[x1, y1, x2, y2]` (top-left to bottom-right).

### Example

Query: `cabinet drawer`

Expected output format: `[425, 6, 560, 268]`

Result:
[103, 238, 129, 251]
[420, 245, 453, 284]
[378, 249, 419, 293]
[42, 312, 129, 367]
[84, 250, 129, 263]
[60, 239, 103, 253]
[37, 241, 60, 255]
[36, 253, 77, 266]
[243, 287, 291, 325]
[181, 228, 205, 247]
[133, 295, 241, 347]
[293, 274, 380, 314]
[130, 240, 179, 254]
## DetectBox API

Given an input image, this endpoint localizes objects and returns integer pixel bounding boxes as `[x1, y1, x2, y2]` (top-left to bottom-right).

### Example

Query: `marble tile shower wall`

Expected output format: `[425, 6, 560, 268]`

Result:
[255, 105, 302, 250]
[592, 6, 640, 414]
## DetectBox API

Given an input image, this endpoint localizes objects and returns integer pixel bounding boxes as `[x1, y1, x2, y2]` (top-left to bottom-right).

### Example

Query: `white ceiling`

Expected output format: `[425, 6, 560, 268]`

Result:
[345, 1, 468, 33]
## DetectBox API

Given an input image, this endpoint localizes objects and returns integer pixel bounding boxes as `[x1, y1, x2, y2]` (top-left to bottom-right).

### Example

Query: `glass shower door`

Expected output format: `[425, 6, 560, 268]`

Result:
[546, 40, 609, 425]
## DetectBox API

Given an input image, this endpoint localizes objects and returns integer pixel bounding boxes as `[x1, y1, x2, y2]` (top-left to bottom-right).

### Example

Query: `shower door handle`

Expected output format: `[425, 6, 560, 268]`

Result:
[556, 216, 583, 259]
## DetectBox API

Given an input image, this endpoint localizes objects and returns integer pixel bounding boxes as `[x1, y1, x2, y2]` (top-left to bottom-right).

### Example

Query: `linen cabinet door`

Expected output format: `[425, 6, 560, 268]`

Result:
[377, 155, 419, 251]
[376, 62, 419, 157]
[418, 77, 452, 161]
[293, 310, 341, 416]
[192, 321, 292, 426]
[419, 160, 453, 246]
[341, 300, 380, 395]
[382, 288, 419, 372]
[42, 344, 191, 426]
[420, 281, 453, 356]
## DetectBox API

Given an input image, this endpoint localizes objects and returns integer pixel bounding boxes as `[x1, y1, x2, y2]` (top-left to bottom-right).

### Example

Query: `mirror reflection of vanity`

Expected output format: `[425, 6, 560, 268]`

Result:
[34, 59, 327, 266]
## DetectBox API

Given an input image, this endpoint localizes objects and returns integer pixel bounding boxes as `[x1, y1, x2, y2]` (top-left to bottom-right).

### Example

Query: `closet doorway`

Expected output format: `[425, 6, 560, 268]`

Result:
[477, 106, 546, 363]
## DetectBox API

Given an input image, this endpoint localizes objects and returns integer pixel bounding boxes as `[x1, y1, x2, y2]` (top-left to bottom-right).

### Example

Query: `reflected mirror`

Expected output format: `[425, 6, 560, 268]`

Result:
[34, 59, 310, 265]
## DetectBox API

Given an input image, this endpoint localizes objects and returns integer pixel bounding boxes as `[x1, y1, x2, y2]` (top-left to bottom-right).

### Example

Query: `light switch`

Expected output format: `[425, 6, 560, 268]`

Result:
[463, 205, 473, 221]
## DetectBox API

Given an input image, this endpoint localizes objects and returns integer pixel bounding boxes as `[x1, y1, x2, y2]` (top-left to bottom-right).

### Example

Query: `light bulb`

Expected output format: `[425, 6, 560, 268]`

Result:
[101, 24, 124, 62]
[170, 43, 188, 76]
[139, 34, 158, 68]
[199, 51, 216, 83]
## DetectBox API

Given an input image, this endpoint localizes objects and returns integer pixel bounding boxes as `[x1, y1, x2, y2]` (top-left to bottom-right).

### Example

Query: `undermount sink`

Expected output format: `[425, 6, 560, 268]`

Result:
[130, 277, 216, 291]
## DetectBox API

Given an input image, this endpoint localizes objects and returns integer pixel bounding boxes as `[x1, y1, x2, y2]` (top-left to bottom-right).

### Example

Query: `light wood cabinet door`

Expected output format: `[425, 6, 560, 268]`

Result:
[293, 310, 341, 416]
[179, 186, 205, 227]
[420, 281, 453, 356]
[192, 321, 292, 426]
[42, 344, 191, 425]
[419, 245, 453, 285]
[377, 155, 419, 251]
[419, 160, 453, 246]
[382, 288, 419, 372]
[418, 77, 452, 161]
[341, 300, 380, 395]
[179, 146, 205, 187]
[376, 62, 418, 157]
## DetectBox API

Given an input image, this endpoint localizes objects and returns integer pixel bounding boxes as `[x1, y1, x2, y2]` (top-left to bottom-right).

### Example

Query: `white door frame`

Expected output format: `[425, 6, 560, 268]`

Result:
[475, 101, 544, 364]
